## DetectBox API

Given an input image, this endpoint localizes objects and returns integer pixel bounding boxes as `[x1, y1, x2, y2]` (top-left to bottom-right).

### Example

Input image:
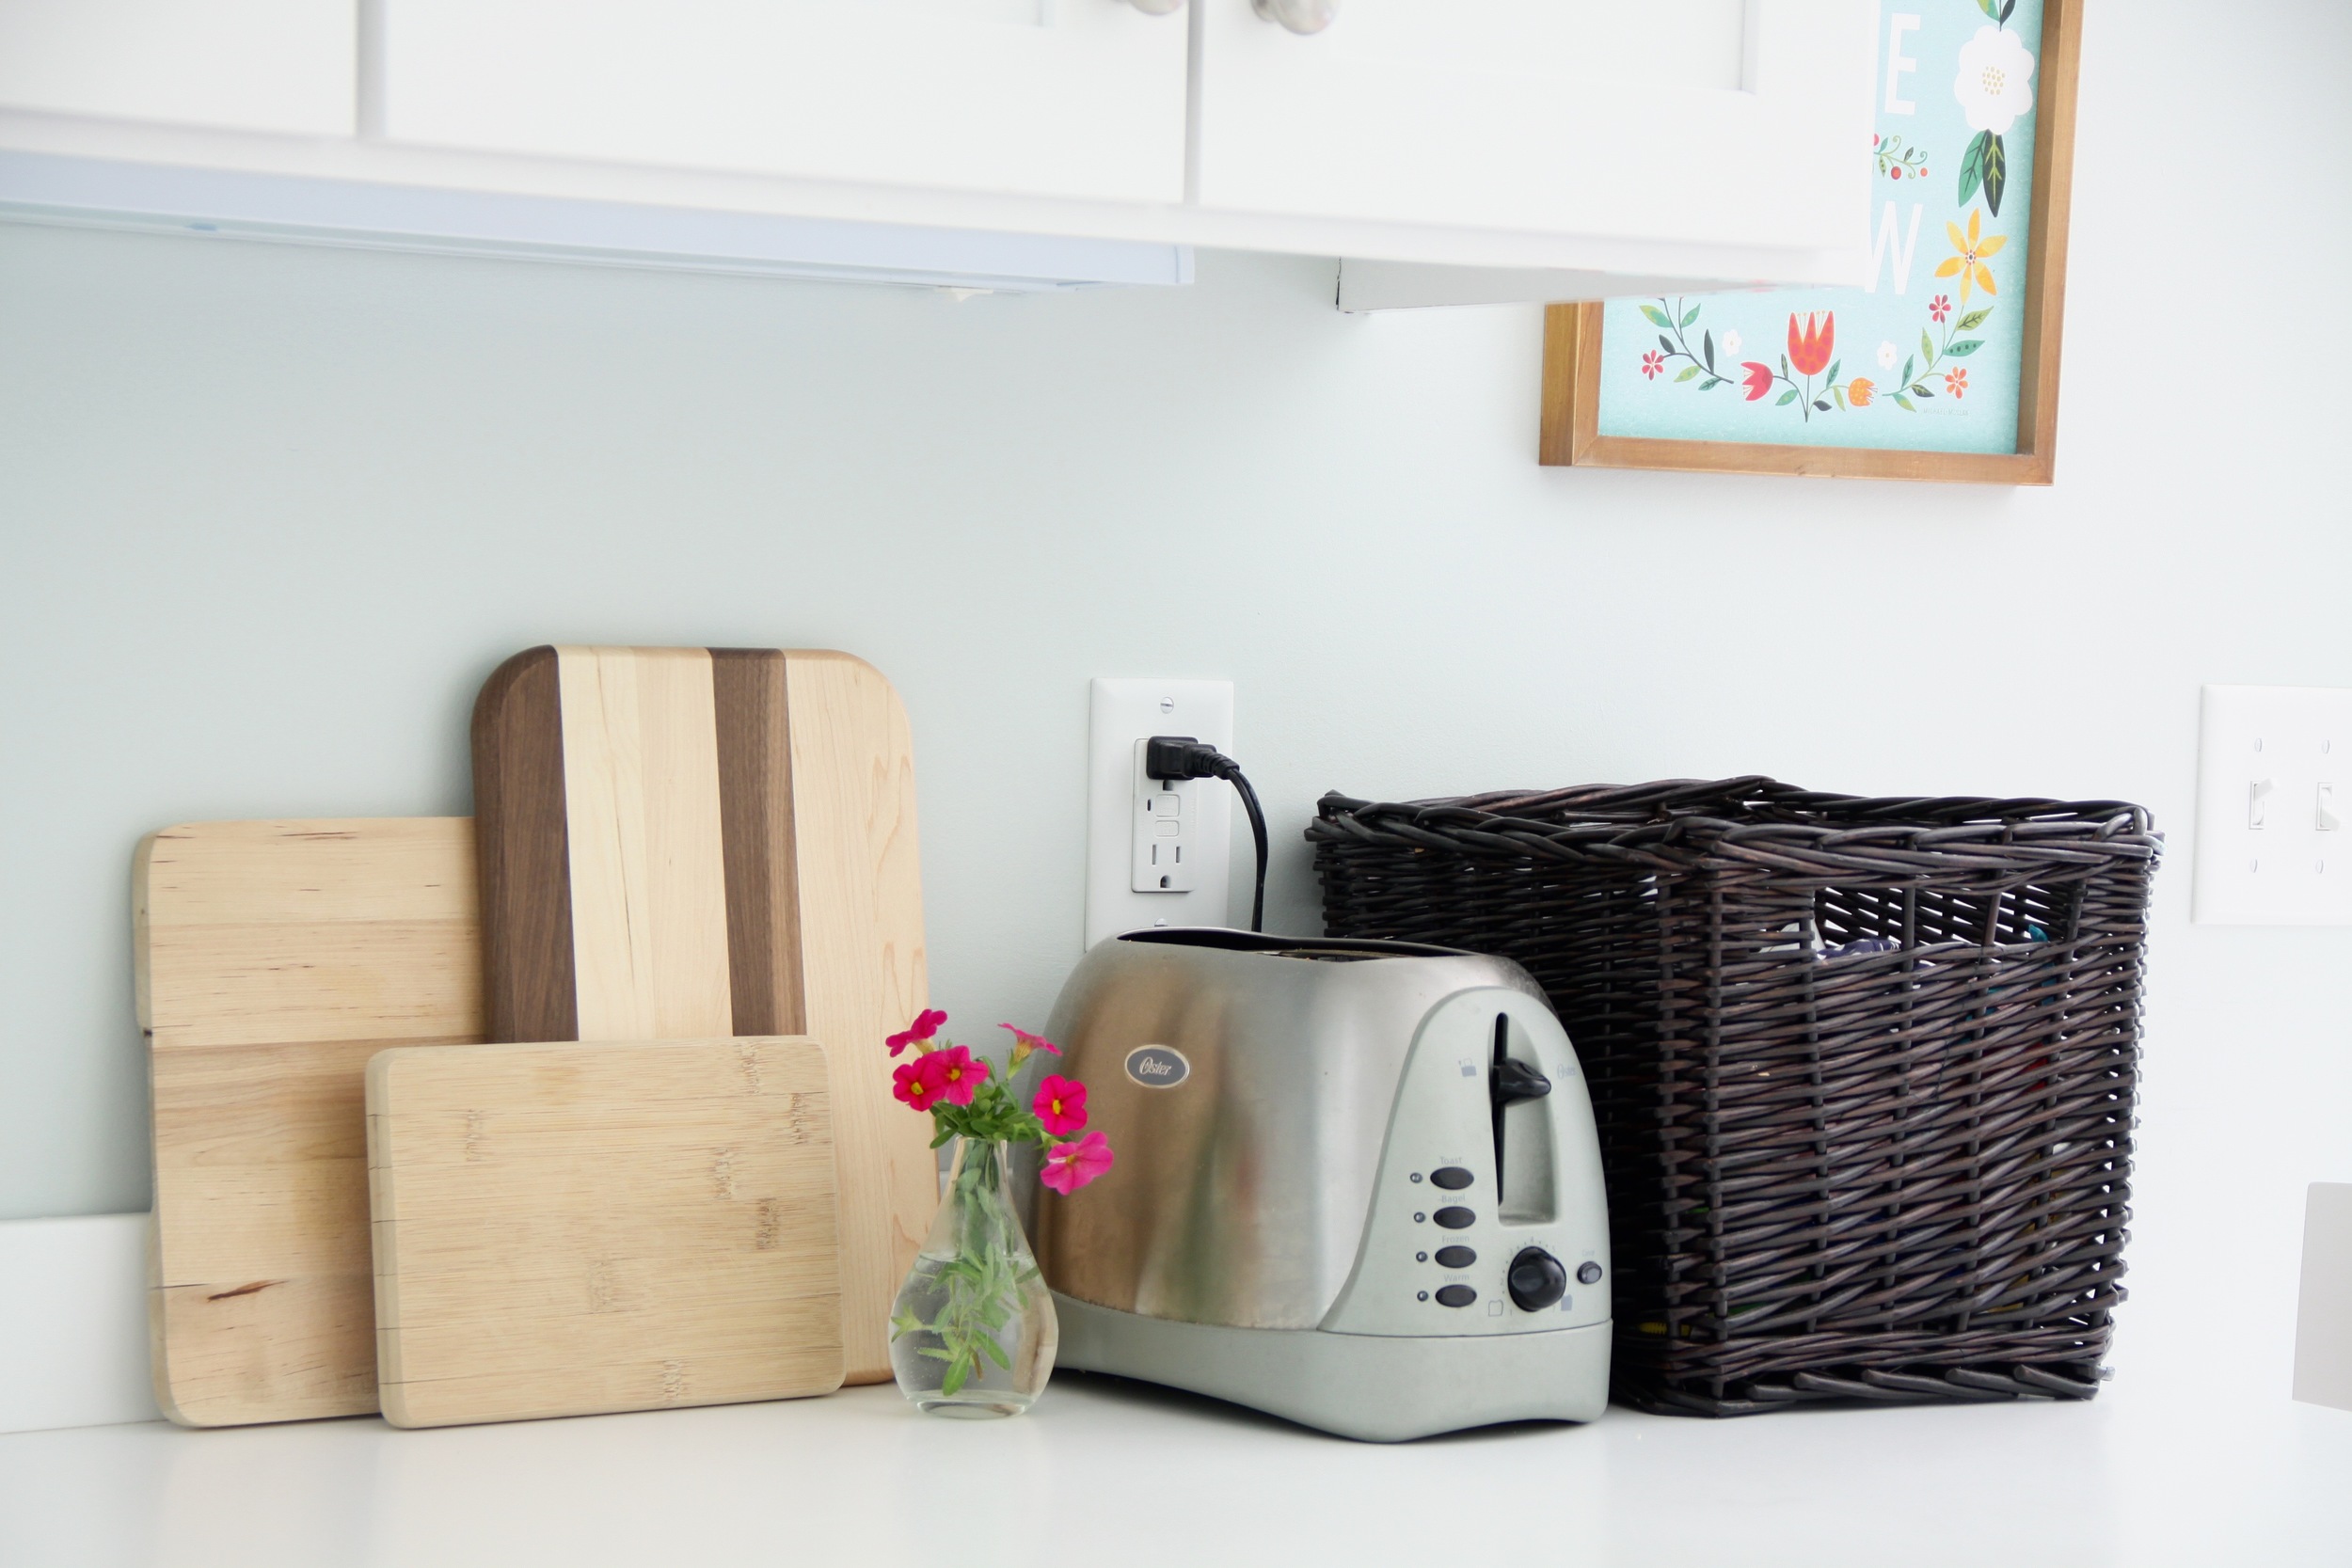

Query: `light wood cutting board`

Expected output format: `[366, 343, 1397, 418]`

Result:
[471, 646, 933, 1385]
[135, 818, 483, 1426]
[367, 1037, 843, 1428]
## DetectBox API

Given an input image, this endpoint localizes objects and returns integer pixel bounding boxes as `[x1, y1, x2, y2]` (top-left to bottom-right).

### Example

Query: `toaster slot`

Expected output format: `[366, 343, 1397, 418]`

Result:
[1493, 1014, 1557, 1227]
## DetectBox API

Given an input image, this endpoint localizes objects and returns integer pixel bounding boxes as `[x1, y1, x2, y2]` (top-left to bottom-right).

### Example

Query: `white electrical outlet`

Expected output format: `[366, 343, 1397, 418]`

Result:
[2193, 684, 2352, 925]
[1085, 679, 1233, 949]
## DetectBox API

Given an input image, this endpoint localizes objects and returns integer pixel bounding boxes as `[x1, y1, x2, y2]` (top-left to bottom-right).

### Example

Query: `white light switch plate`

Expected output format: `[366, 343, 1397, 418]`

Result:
[1086, 678, 1232, 949]
[2194, 685, 2352, 925]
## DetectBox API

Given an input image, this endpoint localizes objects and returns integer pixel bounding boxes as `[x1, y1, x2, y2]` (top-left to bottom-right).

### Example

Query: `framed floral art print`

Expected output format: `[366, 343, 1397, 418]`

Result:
[1540, 0, 2080, 484]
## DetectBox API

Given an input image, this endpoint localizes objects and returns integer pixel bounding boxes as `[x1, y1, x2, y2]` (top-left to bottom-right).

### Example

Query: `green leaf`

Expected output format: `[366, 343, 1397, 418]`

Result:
[1975, 0, 1998, 15]
[1774, 389, 1799, 406]
[1901, 356, 1915, 387]
[1700, 377, 1724, 390]
[1703, 330, 1715, 372]
[1958, 130, 1991, 207]
[979, 1334, 1012, 1370]
[1641, 305, 1673, 329]
[1658, 334, 1676, 356]
[1946, 339, 1986, 357]
[1674, 365, 1700, 382]
[1834, 386, 1848, 409]
[1812, 400, 1831, 412]
[1914, 385, 1935, 399]
[1921, 329, 1935, 364]
[1780, 354, 1789, 376]
[1957, 308, 1994, 331]
[1894, 393, 1916, 411]
[1823, 359, 1841, 385]
[1999, 0, 2015, 22]
[942, 1357, 969, 1397]
[1983, 135, 2008, 217]
[1680, 305, 1701, 328]
[917, 1346, 955, 1362]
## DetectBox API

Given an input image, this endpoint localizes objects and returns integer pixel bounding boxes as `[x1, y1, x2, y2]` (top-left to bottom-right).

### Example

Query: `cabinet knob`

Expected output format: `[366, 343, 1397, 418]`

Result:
[1252, 0, 1338, 34]
[1124, 0, 1185, 12]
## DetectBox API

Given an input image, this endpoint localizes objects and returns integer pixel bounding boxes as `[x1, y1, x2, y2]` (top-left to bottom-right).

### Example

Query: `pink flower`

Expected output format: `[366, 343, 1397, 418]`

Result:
[1640, 349, 1665, 380]
[1930, 294, 1951, 324]
[1740, 362, 1774, 402]
[1032, 1074, 1089, 1136]
[1041, 1132, 1114, 1196]
[928, 1046, 989, 1107]
[886, 1008, 947, 1056]
[999, 1022, 1060, 1070]
[893, 1053, 946, 1113]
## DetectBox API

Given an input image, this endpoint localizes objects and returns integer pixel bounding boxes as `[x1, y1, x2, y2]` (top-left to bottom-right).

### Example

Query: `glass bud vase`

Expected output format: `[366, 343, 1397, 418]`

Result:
[889, 1137, 1058, 1418]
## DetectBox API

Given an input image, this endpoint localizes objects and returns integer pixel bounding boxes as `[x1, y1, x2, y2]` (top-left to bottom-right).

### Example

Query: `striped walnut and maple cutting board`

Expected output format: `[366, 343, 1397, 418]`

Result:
[471, 646, 934, 1384]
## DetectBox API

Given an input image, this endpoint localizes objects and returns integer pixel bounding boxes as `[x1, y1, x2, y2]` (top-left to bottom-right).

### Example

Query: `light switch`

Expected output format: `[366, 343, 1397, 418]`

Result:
[2194, 685, 2352, 925]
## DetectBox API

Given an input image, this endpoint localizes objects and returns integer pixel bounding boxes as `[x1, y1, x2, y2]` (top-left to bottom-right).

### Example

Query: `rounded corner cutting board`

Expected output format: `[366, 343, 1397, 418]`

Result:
[135, 817, 484, 1427]
[366, 1036, 844, 1429]
[471, 646, 935, 1386]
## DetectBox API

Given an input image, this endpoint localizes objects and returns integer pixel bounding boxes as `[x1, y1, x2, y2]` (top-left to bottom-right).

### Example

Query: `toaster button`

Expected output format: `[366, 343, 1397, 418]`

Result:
[1578, 1261, 1604, 1285]
[1429, 1166, 1474, 1190]
[1434, 1245, 1476, 1269]
[1433, 1207, 1475, 1229]
[1434, 1284, 1477, 1308]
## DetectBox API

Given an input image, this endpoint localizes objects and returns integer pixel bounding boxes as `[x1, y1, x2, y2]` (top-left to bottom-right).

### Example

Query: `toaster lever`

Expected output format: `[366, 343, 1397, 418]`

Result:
[1491, 1057, 1551, 1106]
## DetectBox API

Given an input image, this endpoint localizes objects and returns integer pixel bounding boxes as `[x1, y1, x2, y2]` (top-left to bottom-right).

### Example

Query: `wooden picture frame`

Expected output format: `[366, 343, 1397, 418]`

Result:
[1540, 0, 2080, 485]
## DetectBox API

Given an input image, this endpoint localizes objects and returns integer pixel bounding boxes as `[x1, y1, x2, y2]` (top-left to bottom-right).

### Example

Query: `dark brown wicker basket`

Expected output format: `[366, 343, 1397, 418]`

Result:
[1310, 778, 2157, 1417]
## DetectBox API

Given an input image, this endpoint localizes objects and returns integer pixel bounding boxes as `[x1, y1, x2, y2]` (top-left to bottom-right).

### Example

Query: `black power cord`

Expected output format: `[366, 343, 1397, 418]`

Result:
[1144, 736, 1269, 933]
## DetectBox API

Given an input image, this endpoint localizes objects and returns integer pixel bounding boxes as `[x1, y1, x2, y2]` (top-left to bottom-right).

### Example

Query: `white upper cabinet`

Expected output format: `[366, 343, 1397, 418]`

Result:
[0, 0, 354, 135]
[376, 0, 1192, 205]
[1196, 0, 1874, 253]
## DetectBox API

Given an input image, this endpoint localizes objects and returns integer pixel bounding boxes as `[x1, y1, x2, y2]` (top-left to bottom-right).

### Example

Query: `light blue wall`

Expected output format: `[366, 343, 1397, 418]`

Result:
[2, 0, 2345, 1397]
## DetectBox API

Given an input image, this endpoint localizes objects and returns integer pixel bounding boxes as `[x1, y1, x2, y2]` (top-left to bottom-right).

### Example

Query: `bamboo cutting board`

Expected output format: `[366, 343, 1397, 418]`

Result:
[367, 1037, 843, 1428]
[135, 818, 483, 1426]
[471, 646, 933, 1385]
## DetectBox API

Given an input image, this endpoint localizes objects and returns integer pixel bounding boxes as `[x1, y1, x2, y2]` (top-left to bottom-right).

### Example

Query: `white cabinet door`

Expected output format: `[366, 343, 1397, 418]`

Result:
[1197, 0, 1874, 252]
[0, 0, 354, 135]
[380, 0, 1190, 206]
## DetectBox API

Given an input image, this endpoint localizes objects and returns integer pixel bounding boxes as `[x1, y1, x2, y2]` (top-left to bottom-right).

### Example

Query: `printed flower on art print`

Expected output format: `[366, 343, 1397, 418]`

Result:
[1955, 22, 2037, 133]
[1954, 10, 2036, 215]
[1936, 209, 2008, 309]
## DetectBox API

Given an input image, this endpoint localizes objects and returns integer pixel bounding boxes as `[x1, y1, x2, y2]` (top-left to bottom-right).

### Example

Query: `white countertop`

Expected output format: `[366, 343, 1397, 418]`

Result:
[4, 1371, 2345, 1567]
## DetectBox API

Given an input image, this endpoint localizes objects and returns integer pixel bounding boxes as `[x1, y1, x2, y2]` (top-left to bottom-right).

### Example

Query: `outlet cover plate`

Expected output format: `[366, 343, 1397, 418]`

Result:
[1086, 678, 1232, 949]
[2193, 684, 2352, 926]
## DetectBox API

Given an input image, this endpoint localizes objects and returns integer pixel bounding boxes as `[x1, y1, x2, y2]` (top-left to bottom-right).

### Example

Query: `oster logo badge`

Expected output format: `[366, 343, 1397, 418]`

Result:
[1123, 1045, 1190, 1088]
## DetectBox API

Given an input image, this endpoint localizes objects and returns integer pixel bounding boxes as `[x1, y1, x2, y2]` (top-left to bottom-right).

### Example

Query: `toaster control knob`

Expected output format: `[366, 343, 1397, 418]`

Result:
[1508, 1248, 1568, 1312]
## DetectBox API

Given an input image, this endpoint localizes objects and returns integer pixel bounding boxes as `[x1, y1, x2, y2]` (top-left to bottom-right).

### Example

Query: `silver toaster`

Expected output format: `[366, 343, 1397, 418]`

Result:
[1032, 929, 1611, 1440]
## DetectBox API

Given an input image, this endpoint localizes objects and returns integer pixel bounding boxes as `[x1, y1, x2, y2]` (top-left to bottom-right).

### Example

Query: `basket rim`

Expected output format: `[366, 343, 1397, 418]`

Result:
[1309, 777, 2159, 879]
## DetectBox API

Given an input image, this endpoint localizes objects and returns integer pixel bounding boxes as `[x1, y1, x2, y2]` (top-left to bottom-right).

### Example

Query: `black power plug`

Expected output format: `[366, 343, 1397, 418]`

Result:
[1143, 736, 1269, 934]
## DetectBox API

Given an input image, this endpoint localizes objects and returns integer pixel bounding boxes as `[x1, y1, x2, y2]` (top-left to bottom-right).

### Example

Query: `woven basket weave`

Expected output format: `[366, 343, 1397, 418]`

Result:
[1310, 778, 2157, 1417]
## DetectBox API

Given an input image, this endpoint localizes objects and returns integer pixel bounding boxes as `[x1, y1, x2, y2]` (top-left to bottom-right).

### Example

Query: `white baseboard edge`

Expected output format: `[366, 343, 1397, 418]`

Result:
[0, 1212, 160, 1433]
[2296, 1183, 2352, 1413]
